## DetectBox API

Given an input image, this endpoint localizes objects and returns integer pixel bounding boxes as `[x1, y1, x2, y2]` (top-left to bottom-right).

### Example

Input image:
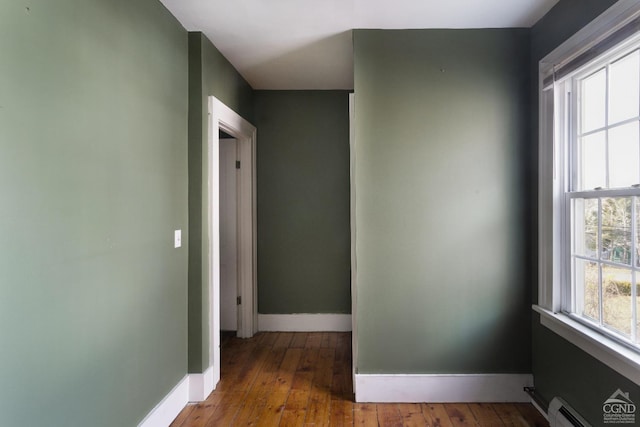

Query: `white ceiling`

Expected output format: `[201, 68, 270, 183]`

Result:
[159, 0, 559, 90]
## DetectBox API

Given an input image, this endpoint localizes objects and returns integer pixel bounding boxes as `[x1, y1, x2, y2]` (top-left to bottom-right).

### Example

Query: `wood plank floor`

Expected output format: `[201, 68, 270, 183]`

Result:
[171, 332, 549, 427]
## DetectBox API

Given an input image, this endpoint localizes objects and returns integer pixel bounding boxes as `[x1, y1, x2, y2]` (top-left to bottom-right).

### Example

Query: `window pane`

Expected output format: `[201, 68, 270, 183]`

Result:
[601, 198, 632, 265]
[572, 198, 599, 258]
[609, 50, 640, 125]
[579, 131, 606, 190]
[575, 258, 600, 321]
[581, 68, 606, 133]
[637, 197, 640, 268]
[608, 122, 640, 188]
[603, 266, 633, 337]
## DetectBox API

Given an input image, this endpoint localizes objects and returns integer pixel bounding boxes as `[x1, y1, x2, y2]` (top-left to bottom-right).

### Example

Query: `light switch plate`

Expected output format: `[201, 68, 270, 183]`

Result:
[174, 230, 181, 248]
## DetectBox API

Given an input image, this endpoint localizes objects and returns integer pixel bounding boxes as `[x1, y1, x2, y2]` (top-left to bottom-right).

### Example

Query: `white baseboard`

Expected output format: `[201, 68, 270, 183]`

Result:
[355, 374, 533, 403]
[138, 367, 216, 427]
[258, 314, 352, 332]
[531, 397, 549, 420]
[189, 365, 215, 402]
[138, 375, 189, 427]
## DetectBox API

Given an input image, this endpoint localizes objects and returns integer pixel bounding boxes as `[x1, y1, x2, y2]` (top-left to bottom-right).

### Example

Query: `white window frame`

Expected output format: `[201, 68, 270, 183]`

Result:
[535, 0, 640, 386]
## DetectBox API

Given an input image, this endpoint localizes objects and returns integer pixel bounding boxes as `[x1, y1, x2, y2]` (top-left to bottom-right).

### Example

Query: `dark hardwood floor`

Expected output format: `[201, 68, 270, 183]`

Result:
[170, 332, 549, 426]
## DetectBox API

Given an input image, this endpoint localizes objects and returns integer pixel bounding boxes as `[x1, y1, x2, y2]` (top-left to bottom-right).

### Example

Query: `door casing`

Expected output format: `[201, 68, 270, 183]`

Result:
[207, 96, 257, 387]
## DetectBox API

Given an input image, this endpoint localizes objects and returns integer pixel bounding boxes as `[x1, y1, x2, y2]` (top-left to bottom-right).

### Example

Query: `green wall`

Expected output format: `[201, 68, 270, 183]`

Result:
[353, 29, 531, 373]
[532, 321, 639, 425]
[253, 91, 351, 314]
[187, 32, 254, 371]
[531, 1, 640, 425]
[0, 0, 188, 426]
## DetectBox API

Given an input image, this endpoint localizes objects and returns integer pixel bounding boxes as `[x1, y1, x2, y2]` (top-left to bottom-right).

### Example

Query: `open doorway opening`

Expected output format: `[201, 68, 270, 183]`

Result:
[208, 96, 257, 388]
[219, 131, 239, 341]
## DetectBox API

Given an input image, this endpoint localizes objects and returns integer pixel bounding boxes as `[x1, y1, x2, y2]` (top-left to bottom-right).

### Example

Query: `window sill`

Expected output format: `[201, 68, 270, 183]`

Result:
[533, 305, 640, 386]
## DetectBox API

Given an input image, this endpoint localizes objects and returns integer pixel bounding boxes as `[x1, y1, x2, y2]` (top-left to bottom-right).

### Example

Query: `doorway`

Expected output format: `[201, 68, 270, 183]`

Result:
[208, 96, 257, 388]
[219, 135, 239, 335]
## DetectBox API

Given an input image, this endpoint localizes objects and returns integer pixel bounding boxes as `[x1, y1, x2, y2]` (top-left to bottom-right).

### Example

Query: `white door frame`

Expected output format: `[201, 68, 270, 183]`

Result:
[208, 96, 257, 386]
[349, 93, 358, 394]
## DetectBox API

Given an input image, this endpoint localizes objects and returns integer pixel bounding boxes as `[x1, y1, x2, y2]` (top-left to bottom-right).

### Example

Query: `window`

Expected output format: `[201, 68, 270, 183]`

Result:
[570, 47, 640, 345]
[537, 1, 640, 385]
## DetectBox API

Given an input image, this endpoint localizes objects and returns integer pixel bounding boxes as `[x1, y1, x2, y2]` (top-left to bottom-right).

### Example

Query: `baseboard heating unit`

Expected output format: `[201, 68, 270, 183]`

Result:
[548, 397, 591, 427]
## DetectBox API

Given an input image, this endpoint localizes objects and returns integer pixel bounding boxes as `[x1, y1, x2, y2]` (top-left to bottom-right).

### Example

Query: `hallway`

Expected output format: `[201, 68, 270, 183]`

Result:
[170, 332, 549, 426]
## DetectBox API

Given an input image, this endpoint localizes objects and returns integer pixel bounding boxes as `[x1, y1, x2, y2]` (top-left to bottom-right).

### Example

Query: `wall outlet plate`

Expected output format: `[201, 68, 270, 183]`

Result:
[174, 230, 181, 248]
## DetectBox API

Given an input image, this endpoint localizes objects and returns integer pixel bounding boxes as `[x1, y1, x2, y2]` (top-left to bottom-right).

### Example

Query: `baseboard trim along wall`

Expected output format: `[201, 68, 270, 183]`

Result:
[138, 375, 189, 427]
[531, 398, 549, 420]
[258, 314, 352, 332]
[355, 374, 533, 403]
[139, 367, 216, 427]
[188, 365, 215, 402]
